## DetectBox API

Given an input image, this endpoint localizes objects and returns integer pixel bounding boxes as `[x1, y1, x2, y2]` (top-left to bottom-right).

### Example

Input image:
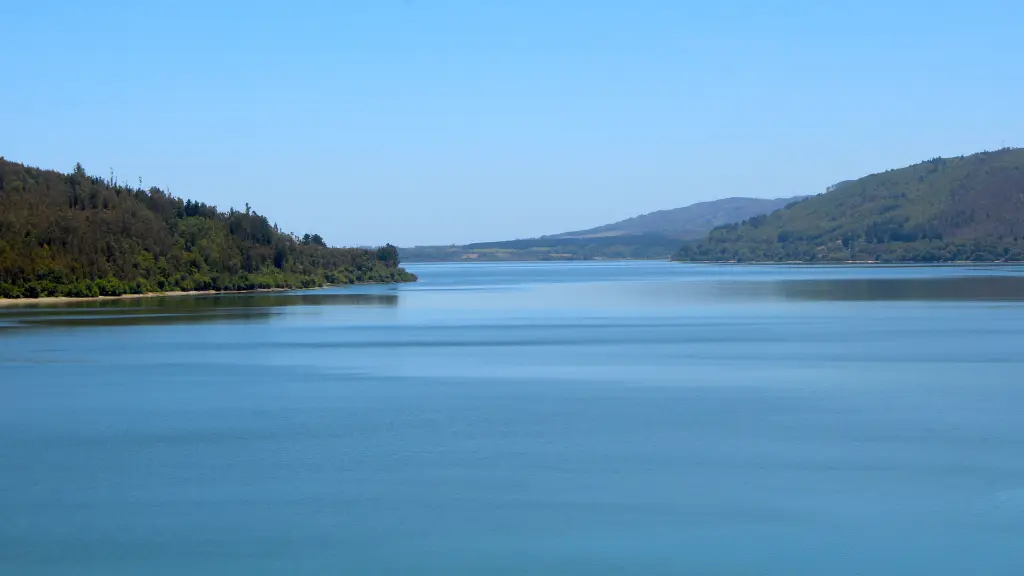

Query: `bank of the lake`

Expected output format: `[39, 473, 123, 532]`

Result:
[0, 288, 296, 307]
[0, 278, 419, 307]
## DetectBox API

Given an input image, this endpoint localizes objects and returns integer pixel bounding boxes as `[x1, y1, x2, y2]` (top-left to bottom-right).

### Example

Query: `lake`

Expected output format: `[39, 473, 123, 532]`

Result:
[2, 261, 1024, 575]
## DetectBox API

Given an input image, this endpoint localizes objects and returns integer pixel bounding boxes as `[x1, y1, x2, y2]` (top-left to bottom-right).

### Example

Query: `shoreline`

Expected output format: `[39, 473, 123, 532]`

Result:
[0, 276, 418, 307]
[407, 258, 1024, 265]
[0, 287, 301, 307]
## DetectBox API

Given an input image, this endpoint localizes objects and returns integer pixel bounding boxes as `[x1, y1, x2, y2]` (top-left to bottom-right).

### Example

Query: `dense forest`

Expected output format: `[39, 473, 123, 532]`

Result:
[403, 196, 804, 262]
[676, 148, 1024, 263]
[0, 158, 415, 299]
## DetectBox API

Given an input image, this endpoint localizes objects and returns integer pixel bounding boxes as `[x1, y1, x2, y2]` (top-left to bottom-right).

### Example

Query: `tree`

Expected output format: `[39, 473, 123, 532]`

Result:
[376, 243, 400, 268]
[300, 233, 326, 247]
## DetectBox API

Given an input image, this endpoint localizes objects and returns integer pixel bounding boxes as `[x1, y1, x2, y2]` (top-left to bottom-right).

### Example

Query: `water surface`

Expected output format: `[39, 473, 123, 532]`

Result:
[2, 262, 1024, 575]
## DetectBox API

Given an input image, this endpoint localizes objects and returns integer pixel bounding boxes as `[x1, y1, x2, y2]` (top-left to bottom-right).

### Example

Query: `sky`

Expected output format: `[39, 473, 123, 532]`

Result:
[3, 0, 1022, 247]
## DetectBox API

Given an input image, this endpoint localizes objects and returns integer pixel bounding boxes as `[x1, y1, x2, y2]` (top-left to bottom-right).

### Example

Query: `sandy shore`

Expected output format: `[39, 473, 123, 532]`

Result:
[0, 288, 294, 307]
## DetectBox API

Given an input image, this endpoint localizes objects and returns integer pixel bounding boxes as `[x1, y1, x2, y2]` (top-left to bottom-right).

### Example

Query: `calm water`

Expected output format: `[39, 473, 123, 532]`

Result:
[3, 262, 1024, 575]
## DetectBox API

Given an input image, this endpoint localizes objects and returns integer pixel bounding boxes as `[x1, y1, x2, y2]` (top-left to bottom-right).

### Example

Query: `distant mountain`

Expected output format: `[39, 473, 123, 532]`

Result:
[402, 196, 804, 262]
[676, 148, 1024, 263]
[549, 196, 807, 240]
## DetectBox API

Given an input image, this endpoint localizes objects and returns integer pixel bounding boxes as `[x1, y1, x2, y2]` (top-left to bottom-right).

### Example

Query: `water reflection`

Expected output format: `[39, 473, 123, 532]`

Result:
[642, 275, 1024, 304]
[767, 276, 1024, 302]
[0, 292, 399, 331]
[4, 273, 1024, 334]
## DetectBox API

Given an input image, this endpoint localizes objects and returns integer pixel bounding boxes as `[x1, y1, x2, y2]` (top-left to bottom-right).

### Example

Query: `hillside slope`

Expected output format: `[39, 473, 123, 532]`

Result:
[0, 158, 415, 299]
[403, 196, 804, 262]
[552, 196, 806, 240]
[676, 148, 1024, 262]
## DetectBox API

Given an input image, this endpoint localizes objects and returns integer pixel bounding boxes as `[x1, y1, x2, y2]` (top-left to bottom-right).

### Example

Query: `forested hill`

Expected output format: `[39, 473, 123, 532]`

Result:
[550, 196, 806, 240]
[0, 158, 415, 299]
[676, 148, 1024, 263]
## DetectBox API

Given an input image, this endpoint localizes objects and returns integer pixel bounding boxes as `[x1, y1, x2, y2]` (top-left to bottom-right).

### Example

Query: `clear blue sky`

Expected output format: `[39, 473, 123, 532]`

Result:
[3, 1, 1022, 246]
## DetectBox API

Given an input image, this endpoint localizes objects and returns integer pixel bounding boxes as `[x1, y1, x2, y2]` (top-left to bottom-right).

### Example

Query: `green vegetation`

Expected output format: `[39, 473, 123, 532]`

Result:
[676, 148, 1024, 263]
[403, 196, 804, 262]
[0, 158, 415, 299]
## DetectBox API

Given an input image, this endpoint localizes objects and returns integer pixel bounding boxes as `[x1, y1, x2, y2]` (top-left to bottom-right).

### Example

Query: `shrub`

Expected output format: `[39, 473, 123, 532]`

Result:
[0, 283, 23, 299]
[95, 277, 126, 297]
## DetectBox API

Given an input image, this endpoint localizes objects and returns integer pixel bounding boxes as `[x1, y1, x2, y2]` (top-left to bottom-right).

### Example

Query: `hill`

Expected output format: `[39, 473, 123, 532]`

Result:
[675, 148, 1024, 263]
[0, 158, 415, 299]
[404, 234, 684, 262]
[403, 196, 804, 262]
[550, 196, 806, 240]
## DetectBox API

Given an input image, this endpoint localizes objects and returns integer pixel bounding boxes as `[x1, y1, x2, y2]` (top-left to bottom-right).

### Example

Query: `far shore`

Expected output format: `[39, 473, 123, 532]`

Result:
[406, 258, 1024, 265]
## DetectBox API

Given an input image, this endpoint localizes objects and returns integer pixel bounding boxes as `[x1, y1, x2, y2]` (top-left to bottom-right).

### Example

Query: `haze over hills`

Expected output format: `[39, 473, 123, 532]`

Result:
[403, 196, 806, 262]
[549, 196, 806, 240]
[676, 147, 1024, 263]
